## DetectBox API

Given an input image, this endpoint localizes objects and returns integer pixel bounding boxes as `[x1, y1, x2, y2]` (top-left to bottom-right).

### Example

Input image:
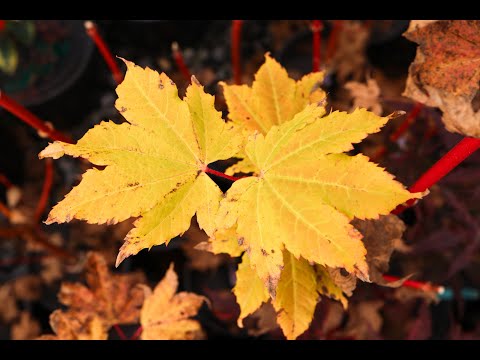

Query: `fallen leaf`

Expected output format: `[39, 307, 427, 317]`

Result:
[58, 252, 146, 327]
[345, 78, 383, 115]
[140, 263, 206, 340]
[11, 311, 41, 340]
[38, 310, 108, 340]
[403, 20, 480, 137]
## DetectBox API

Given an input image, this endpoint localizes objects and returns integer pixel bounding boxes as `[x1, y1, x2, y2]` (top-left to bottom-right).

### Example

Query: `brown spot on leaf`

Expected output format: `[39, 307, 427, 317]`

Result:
[261, 249, 268, 256]
[237, 237, 244, 246]
[127, 182, 140, 187]
[120, 107, 127, 113]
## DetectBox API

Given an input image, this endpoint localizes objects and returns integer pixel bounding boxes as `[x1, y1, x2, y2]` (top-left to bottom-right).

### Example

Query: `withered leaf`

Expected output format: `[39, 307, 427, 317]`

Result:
[38, 310, 108, 340]
[352, 214, 406, 286]
[403, 20, 480, 137]
[58, 252, 146, 327]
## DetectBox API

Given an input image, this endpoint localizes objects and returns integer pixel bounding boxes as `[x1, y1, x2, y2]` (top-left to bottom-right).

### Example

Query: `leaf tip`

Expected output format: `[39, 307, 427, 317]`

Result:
[191, 75, 201, 86]
[115, 243, 132, 268]
[39, 142, 66, 160]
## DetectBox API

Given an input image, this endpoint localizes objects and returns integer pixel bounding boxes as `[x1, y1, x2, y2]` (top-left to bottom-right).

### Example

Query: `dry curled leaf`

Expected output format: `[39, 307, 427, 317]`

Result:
[139, 263, 207, 340]
[58, 252, 146, 327]
[404, 20, 480, 137]
[353, 215, 406, 286]
[345, 79, 383, 115]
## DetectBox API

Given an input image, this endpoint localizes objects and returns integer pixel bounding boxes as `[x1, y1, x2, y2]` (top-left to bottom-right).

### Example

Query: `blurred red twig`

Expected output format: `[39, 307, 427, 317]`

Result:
[326, 20, 343, 62]
[85, 20, 124, 85]
[231, 20, 243, 85]
[0, 173, 13, 189]
[393, 137, 480, 214]
[0, 91, 72, 143]
[172, 42, 191, 82]
[311, 20, 323, 72]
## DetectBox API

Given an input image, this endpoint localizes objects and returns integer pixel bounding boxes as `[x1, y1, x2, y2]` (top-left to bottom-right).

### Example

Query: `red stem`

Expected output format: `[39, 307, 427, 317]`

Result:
[389, 102, 424, 142]
[204, 167, 245, 182]
[393, 136, 480, 214]
[0, 173, 13, 189]
[231, 20, 243, 85]
[0, 91, 72, 143]
[113, 324, 127, 340]
[172, 42, 192, 82]
[130, 326, 143, 340]
[326, 20, 343, 62]
[311, 20, 323, 72]
[0, 20, 6, 32]
[34, 159, 54, 224]
[382, 274, 440, 293]
[85, 21, 124, 85]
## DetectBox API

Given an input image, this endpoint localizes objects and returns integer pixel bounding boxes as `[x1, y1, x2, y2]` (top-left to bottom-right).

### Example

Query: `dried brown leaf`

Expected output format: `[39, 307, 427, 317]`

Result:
[403, 20, 480, 137]
[353, 215, 406, 285]
[345, 79, 383, 115]
[58, 252, 146, 326]
[38, 310, 108, 340]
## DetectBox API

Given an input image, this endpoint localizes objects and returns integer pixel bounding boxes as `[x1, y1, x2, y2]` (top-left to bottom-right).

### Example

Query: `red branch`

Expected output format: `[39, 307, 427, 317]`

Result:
[382, 274, 440, 293]
[326, 20, 343, 62]
[113, 324, 127, 340]
[231, 20, 243, 85]
[311, 20, 323, 72]
[0, 173, 13, 189]
[34, 159, 54, 224]
[0, 91, 72, 143]
[393, 137, 480, 214]
[389, 102, 424, 143]
[371, 102, 424, 162]
[0, 20, 6, 32]
[172, 42, 192, 82]
[204, 167, 245, 182]
[85, 21, 124, 85]
[130, 326, 143, 340]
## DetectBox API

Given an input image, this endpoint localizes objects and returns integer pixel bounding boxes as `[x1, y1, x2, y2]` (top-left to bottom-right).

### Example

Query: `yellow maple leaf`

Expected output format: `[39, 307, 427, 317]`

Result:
[220, 53, 326, 134]
[139, 263, 206, 340]
[233, 253, 269, 327]
[39, 61, 244, 264]
[216, 105, 421, 295]
[273, 251, 318, 340]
